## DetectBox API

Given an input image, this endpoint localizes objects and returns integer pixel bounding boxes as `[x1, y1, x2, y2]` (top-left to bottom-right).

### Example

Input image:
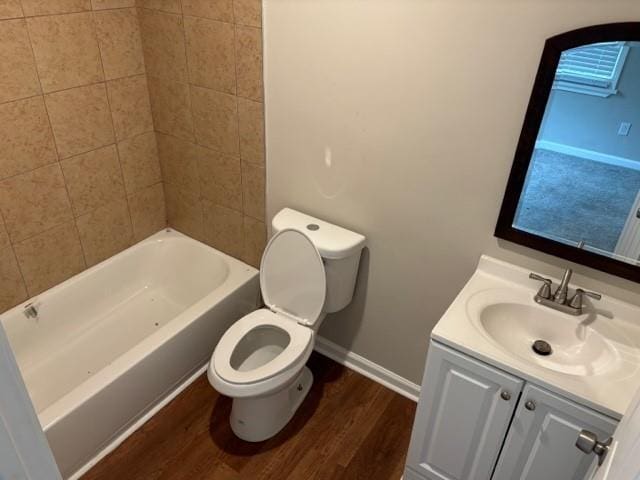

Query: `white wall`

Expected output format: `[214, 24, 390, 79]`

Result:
[264, 0, 640, 384]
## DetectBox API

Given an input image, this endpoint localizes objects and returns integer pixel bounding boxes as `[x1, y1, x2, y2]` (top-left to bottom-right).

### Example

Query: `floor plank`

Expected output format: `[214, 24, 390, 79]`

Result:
[83, 353, 416, 480]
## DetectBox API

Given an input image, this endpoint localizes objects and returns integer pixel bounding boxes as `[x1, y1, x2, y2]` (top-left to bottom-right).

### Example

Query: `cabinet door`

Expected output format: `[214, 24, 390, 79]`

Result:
[492, 384, 618, 480]
[405, 342, 523, 480]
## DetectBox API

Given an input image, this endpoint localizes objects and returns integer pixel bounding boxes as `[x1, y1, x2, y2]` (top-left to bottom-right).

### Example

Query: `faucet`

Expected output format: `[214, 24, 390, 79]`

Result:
[23, 303, 38, 319]
[529, 268, 601, 315]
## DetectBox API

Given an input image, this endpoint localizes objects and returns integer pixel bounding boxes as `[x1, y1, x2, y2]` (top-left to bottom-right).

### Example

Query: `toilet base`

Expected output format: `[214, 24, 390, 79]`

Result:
[230, 366, 313, 442]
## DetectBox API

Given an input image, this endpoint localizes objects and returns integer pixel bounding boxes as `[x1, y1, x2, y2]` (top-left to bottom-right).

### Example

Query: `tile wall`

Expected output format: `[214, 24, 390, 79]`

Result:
[0, 0, 165, 312]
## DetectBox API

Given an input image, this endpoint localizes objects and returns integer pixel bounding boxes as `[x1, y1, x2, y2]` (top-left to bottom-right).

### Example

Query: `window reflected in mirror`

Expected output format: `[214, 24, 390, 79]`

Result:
[513, 41, 640, 265]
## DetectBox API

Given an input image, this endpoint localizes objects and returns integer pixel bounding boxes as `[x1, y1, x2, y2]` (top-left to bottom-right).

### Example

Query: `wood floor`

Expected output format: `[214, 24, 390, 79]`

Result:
[83, 353, 417, 480]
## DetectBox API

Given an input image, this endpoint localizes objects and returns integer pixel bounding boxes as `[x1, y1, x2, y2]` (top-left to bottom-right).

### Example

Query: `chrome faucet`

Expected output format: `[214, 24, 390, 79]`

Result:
[529, 268, 601, 315]
[23, 303, 38, 319]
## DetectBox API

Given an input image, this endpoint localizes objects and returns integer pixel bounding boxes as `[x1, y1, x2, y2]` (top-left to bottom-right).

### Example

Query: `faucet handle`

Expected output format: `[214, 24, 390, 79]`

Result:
[529, 273, 552, 299]
[568, 288, 602, 309]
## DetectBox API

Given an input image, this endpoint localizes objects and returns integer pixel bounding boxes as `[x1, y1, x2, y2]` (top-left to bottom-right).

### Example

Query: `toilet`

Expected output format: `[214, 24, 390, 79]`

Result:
[207, 208, 366, 442]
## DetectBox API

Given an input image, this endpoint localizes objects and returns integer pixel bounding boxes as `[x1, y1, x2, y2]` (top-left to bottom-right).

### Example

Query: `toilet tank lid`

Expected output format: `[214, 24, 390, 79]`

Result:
[271, 208, 366, 260]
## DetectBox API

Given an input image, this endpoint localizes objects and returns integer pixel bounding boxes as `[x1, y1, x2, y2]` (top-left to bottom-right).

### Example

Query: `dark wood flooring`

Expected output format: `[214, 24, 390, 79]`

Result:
[83, 353, 416, 480]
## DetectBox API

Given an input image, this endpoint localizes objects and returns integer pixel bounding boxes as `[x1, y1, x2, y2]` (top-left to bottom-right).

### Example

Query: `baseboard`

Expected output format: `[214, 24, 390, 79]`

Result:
[535, 140, 640, 172]
[314, 336, 420, 402]
[68, 363, 208, 480]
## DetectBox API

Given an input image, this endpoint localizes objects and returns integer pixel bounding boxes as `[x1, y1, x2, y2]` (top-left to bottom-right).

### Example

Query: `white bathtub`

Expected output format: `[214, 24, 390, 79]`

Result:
[0, 229, 259, 479]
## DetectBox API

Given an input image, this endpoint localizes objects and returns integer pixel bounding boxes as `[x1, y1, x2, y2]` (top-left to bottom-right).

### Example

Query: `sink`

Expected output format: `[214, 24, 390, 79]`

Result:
[466, 289, 623, 377]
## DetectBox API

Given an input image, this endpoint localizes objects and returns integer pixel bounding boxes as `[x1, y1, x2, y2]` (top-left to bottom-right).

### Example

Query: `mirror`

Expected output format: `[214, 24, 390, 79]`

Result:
[496, 24, 640, 282]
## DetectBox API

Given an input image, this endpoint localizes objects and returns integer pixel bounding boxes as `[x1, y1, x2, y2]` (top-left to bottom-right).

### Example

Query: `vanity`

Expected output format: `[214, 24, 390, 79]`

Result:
[403, 256, 640, 480]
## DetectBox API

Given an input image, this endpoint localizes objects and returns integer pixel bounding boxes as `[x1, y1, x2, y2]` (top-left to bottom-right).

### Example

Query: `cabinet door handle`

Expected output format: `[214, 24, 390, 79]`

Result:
[576, 430, 613, 466]
[525, 400, 536, 411]
[500, 390, 511, 401]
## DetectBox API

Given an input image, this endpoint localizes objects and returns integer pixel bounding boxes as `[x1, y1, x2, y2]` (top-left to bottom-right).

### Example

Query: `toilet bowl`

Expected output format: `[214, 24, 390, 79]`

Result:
[207, 209, 366, 442]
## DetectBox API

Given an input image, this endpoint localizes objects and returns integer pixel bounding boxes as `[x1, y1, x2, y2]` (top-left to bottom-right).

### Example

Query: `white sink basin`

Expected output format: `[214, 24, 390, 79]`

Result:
[473, 300, 620, 376]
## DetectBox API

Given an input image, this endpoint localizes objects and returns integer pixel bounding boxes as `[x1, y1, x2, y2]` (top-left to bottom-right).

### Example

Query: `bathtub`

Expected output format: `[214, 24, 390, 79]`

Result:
[0, 229, 259, 479]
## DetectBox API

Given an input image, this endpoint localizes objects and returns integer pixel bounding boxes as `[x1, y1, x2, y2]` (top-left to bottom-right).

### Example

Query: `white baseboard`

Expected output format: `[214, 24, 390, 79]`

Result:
[535, 140, 640, 172]
[68, 363, 208, 480]
[314, 336, 420, 402]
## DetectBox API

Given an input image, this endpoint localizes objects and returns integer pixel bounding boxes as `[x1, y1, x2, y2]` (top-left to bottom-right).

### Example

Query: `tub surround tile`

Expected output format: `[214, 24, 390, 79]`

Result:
[147, 78, 194, 141]
[164, 183, 203, 240]
[199, 149, 242, 212]
[0, 19, 41, 104]
[0, 218, 9, 251]
[0, 164, 74, 243]
[13, 222, 85, 296]
[94, 8, 145, 80]
[191, 86, 239, 155]
[232, 0, 260, 27]
[0, 97, 57, 180]
[185, 16, 235, 94]
[118, 132, 162, 194]
[128, 183, 166, 240]
[139, 9, 187, 83]
[156, 133, 200, 192]
[45, 83, 115, 159]
[76, 199, 133, 266]
[21, 0, 91, 16]
[235, 25, 262, 101]
[61, 145, 125, 216]
[107, 75, 154, 141]
[0, 1, 23, 19]
[242, 215, 265, 268]
[0, 247, 27, 312]
[91, 0, 135, 9]
[241, 162, 264, 221]
[182, 0, 232, 22]
[27, 13, 104, 93]
[203, 201, 243, 258]
[136, 0, 181, 14]
[238, 97, 264, 166]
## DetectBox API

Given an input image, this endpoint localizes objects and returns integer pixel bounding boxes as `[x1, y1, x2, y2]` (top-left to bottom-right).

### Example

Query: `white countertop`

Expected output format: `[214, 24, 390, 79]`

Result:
[432, 255, 640, 420]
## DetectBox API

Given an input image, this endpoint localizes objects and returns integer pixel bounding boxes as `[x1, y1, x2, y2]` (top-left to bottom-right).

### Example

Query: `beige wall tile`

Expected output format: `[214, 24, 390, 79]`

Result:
[139, 9, 187, 82]
[76, 199, 133, 266]
[242, 215, 264, 268]
[137, 0, 181, 13]
[60, 145, 125, 216]
[202, 200, 243, 258]
[199, 149, 241, 212]
[235, 25, 262, 101]
[0, 247, 27, 312]
[27, 13, 103, 93]
[13, 222, 85, 295]
[0, 19, 41, 103]
[0, 217, 9, 251]
[164, 182, 203, 239]
[191, 86, 239, 154]
[232, 0, 260, 27]
[0, 97, 57, 179]
[21, 0, 90, 16]
[185, 16, 235, 94]
[94, 8, 145, 80]
[92, 0, 135, 9]
[241, 161, 264, 221]
[118, 132, 162, 194]
[182, 0, 232, 22]
[0, 1, 23, 19]
[128, 182, 166, 240]
[156, 133, 200, 192]
[237, 97, 264, 166]
[45, 83, 115, 159]
[147, 78, 194, 141]
[107, 75, 154, 141]
[0, 164, 73, 242]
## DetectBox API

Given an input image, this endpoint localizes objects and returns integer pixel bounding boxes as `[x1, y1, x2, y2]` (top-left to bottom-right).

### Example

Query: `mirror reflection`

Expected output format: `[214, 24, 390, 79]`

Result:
[514, 41, 640, 264]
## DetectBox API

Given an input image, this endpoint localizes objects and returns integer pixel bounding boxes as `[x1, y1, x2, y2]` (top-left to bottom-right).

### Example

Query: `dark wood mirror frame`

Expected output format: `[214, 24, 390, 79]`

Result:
[495, 22, 640, 283]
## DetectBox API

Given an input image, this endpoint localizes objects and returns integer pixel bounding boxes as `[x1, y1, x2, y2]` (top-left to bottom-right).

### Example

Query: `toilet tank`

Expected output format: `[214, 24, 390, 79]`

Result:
[271, 208, 366, 313]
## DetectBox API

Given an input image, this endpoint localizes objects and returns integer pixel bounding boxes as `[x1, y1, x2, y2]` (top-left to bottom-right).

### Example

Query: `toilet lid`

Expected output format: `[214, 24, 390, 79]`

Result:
[260, 228, 326, 327]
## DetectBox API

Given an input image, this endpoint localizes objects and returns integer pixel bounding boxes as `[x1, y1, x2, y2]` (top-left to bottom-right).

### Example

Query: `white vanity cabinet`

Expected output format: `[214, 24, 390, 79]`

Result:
[404, 341, 618, 480]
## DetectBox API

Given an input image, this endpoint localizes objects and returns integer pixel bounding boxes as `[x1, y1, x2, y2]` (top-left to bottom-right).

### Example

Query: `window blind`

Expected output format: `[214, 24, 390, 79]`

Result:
[555, 42, 627, 88]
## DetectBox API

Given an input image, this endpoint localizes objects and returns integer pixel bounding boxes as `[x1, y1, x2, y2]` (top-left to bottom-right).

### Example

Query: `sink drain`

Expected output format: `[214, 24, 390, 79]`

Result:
[532, 340, 552, 356]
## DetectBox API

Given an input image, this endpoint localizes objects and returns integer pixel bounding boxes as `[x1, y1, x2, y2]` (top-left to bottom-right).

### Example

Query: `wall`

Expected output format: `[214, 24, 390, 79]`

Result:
[264, 0, 640, 384]
[0, 0, 166, 314]
[538, 43, 640, 161]
[137, 0, 267, 268]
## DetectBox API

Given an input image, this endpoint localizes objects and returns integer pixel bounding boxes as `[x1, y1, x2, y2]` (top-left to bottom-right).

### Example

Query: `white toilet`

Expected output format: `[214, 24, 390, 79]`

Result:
[207, 208, 366, 442]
